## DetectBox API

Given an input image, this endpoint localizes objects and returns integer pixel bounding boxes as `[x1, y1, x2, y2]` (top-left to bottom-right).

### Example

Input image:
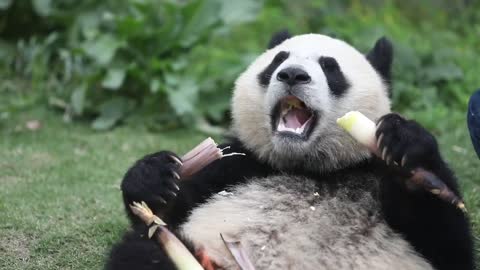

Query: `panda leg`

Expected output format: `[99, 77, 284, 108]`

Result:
[106, 225, 182, 270]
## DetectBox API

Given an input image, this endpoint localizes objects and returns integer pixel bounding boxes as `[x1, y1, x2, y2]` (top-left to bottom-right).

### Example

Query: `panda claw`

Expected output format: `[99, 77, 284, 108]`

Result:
[381, 147, 388, 161]
[401, 155, 408, 167]
[386, 155, 393, 166]
[172, 170, 181, 180]
[376, 119, 384, 129]
[376, 133, 384, 149]
[172, 182, 180, 191]
[153, 196, 167, 205]
[169, 155, 183, 167]
[166, 179, 180, 191]
[167, 190, 178, 198]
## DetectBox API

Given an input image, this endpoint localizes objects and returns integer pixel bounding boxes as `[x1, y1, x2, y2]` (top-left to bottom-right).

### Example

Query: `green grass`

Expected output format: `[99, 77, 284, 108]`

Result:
[0, 108, 205, 269]
[0, 107, 479, 269]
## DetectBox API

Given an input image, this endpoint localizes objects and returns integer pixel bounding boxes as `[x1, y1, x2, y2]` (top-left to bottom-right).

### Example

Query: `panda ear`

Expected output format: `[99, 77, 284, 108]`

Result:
[268, 30, 292, 49]
[366, 37, 393, 82]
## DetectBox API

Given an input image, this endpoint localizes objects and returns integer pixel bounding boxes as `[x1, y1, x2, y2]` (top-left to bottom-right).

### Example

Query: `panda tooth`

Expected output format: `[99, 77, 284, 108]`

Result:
[287, 99, 301, 108]
[277, 119, 284, 131]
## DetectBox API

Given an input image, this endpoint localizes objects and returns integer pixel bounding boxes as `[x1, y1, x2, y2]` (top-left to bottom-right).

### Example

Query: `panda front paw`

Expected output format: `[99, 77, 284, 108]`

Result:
[121, 151, 182, 207]
[375, 113, 440, 171]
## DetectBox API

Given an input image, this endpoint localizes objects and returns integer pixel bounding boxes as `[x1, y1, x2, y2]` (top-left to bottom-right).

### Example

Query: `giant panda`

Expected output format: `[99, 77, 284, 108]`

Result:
[106, 32, 474, 270]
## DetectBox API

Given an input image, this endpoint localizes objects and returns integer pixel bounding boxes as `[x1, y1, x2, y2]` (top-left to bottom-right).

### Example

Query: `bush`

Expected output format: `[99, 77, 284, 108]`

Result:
[1, 0, 479, 131]
[0, 0, 263, 131]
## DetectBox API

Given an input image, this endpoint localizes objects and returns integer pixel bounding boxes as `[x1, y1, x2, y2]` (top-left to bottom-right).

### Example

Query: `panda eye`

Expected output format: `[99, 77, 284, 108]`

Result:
[319, 57, 339, 72]
[273, 51, 289, 63]
[318, 56, 350, 97]
[257, 51, 290, 86]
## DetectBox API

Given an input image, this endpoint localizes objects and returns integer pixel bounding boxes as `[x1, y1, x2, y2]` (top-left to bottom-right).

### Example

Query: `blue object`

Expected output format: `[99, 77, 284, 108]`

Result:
[467, 89, 480, 158]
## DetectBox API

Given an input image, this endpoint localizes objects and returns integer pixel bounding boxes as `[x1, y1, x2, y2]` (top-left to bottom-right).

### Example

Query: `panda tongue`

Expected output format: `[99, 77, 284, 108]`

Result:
[284, 108, 310, 129]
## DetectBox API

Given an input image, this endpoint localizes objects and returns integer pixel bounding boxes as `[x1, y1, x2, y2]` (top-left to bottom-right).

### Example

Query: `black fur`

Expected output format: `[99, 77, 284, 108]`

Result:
[258, 51, 290, 87]
[319, 56, 350, 97]
[119, 139, 273, 226]
[120, 151, 182, 226]
[107, 140, 273, 269]
[106, 223, 198, 270]
[366, 37, 393, 87]
[107, 115, 474, 270]
[106, 224, 177, 270]
[376, 113, 474, 270]
[268, 30, 292, 49]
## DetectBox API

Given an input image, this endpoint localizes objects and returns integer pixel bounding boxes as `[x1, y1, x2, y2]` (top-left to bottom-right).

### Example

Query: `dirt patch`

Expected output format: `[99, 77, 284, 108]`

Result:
[0, 175, 23, 185]
[29, 152, 55, 169]
[0, 230, 31, 265]
[1, 151, 55, 172]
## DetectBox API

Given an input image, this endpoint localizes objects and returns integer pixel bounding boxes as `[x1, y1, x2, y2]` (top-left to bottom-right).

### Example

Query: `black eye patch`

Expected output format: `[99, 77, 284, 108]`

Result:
[319, 56, 350, 97]
[258, 51, 290, 87]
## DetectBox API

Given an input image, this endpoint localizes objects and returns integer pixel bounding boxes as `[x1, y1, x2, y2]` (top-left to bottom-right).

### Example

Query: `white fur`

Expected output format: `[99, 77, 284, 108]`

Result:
[231, 34, 391, 173]
[180, 175, 432, 270]
[179, 34, 426, 269]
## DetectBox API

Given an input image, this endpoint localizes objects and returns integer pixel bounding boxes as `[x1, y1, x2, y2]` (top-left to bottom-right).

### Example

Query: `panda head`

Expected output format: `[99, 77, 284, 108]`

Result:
[231, 32, 393, 173]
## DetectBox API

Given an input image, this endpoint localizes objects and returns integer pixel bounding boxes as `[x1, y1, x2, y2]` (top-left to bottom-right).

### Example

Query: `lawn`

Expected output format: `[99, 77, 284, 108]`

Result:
[0, 107, 479, 269]
[0, 107, 206, 269]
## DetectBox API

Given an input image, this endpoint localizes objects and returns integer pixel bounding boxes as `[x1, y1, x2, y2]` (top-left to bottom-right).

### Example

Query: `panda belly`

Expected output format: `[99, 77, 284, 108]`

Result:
[179, 175, 433, 270]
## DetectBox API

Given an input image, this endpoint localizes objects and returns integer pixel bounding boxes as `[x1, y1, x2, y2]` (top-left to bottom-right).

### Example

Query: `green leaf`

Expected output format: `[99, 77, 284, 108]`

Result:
[154, 2, 184, 54]
[91, 116, 118, 131]
[102, 68, 126, 90]
[166, 76, 198, 116]
[32, 0, 52, 16]
[150, 79, 161, 93]
[220, 0, 263, 25]
[0, 0, 12, 10]
[171, 57, 188, 71]
[77, 11, 102, 39]
[0, 40, 15, 59]
[179, 0, 221, 47]
[71, 84, 87, 115]
[48, 97, 67, 110]
[91, 97, 133, 130]
[423, 64, 463, 83]
[164, 73, 180, 86]
[82, 35, 124, 66]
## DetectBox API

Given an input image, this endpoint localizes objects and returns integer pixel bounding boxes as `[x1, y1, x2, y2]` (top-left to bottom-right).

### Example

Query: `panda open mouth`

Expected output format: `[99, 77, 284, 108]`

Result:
[272, 96, 316, 139]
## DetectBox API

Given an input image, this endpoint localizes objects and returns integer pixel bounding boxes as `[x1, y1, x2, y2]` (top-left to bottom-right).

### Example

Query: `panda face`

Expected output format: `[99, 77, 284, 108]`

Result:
[261, 51, 350, 141]
[232, 34, 392, 172]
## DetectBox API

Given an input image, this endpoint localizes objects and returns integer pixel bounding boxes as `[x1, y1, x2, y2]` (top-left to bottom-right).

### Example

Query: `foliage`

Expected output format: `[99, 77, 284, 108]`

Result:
[1, 0, 479, 131]
[0, 0, 263, 130]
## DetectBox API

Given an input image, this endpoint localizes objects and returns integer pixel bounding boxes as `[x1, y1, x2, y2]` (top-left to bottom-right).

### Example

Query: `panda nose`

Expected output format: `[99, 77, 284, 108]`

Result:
[277, 67, 311, 86]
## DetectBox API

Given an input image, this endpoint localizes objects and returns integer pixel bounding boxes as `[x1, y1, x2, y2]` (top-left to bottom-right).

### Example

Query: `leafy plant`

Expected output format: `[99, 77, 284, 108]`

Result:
[1, 0, 479, 131]
[1, 0, 263, 130]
